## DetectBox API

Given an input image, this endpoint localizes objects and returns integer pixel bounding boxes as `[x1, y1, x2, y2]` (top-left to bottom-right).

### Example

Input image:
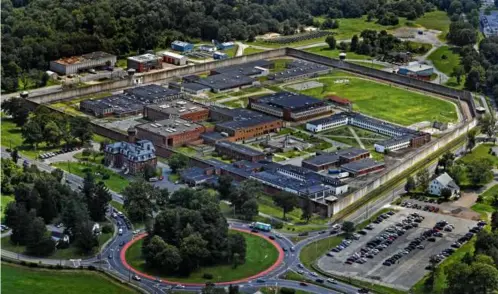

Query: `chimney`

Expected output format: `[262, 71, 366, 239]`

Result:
[127, 127, 137, 143]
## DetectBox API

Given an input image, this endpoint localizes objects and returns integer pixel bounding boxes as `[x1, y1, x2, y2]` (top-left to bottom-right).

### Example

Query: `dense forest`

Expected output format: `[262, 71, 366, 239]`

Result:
[1, 0, 435, 93]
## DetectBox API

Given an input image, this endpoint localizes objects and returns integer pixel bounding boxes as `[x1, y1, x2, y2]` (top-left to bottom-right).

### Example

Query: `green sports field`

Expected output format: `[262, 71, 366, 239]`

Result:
[125, 231, 279, 283]
[1, 263, 138, 294]
[288, 74, 458, 126]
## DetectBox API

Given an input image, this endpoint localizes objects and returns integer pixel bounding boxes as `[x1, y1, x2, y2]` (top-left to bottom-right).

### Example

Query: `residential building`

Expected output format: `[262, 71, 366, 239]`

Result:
[215, 141, 265, 162]
[127, 54, 162, 72]
[103, 128, 157, 175]
[171, 40, 194, 52]
[428, 172, 460, 197]
[249, 91, 333, 122]
[306, 112, 430, 153]
[49, 51, 117, 75]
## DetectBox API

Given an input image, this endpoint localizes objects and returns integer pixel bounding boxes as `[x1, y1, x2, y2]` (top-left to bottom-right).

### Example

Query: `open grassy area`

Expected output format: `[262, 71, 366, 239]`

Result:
[257, 195, 328, 226]
[415, 10, 451, 38]
[314, 15, 408, 40]
[459, 144, 498, 167]
[471, 184, 498, 218]
[304, 46, 370, 60]
[1, 263, 138, 294]
[294, 75, 458, 126]
[125, 231, 278, 283]
[1, 116, 62, 159]
[428, 46, 461, 75]
[1, 195, 15, 222]
[52, 161, 129, 193]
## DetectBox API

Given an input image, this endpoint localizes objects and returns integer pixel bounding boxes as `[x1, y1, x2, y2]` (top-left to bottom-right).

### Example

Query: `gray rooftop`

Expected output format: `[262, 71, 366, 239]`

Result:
[124, 84, 181, 102]
[341, 158, 384, 173]
[269, 60, 329, 81]
[194, 73, 255, 91]
[213, 60, 273, 76]
[254, 91, 326, 111]
[136, 118, 203, 136]
[215, 141, 264, 157]
[145, 100, 206, 116]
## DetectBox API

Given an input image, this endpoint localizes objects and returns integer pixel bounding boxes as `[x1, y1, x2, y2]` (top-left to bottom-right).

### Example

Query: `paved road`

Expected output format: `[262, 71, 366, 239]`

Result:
[2, 85, 63, 102]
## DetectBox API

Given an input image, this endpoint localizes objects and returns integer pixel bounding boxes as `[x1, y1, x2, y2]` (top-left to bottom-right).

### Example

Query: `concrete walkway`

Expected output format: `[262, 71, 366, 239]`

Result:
[235, 42, 248, 56]
[348, 126, 365, 149]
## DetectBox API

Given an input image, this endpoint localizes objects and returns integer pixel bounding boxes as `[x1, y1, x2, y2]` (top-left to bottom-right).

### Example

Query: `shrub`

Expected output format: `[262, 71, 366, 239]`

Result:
[82, 168, 92, 173]
[441, 54, 448, 60]
[280, 288, 296, 294]
[20, 261, 27, 266]
[203, 273, 213, 279]
[88, 265, 96, 271]
[82, 149, 92, 157]
[272, 220, 284, 229]
[28, 262, 38, 268]
[102, 224, 113, 234]
[102, 173, 110, 180]
[55, 264, 64, 270]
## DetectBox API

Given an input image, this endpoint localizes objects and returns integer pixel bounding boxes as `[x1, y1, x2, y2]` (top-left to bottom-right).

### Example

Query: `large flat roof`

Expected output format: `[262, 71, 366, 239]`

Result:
[216, 112, 279, 130]
[194, 73, 255, 91]
[213, 60, 273, 76]
[341, 158, 384, 173]
[127, 54, 160, 63]
[146, 99, 207, 116]
[255, 91, 325, 111]
[136, 118, 203, 136]
[269, 59, 329, 80]
[215, 141, 264, 157]
[53, 51, 115, 65]
[124, 84, 181, 102]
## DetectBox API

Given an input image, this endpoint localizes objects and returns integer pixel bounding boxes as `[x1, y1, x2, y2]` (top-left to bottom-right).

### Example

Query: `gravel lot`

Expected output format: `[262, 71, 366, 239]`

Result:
[318, 208, 477, 290]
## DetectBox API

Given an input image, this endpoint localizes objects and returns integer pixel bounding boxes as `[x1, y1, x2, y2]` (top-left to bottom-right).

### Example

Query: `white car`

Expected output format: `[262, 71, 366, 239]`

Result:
[118, 228, 123, 235]
[175, 284, 185, 289]
[327, 278, 337, 284]
[132, 275, 141, 281]
[310, 272, 318, 277]
[297, 270, 304, 274]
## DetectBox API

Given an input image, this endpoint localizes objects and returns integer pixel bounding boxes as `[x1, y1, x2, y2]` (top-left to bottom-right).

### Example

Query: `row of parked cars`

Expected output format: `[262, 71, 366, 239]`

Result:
[39, 147, 81, 160]
[401, 201, 440, 213]
[427, 220, 486, 267]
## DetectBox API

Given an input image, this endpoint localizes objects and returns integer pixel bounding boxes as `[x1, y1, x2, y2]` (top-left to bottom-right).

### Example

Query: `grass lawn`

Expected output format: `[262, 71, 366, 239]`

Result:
[222, 97, 249, 108]
[294, 75, 458, 126]
[175, 146, 197, 156]
[428, 46, 460, 76]
[257, 195, 328, 226]
[222, 46, 238, 58]
[314, 15, 408, 40]
[74, 152, 105, 164]
[1, 263, 138, 294]
[459, 144, 498, 167]
[53, 161, 129, 193]
[471, 184, 498, 219]
[1, 195, 15, 222]
[125, 231, 278, 283]
[304, 46, 371, 60]
[1, 116, 63, 159]
[415, 11, 451, 38]
[244, 47, 265, 55]
[168, 173, 180, 183]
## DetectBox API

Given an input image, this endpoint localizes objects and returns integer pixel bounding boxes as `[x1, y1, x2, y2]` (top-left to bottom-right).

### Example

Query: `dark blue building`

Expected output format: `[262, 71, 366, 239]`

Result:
[171, 40, 194, 52]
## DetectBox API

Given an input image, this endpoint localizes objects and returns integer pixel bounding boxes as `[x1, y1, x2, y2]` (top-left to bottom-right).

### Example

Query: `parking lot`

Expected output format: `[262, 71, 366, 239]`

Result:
[317, 208, 479, 290]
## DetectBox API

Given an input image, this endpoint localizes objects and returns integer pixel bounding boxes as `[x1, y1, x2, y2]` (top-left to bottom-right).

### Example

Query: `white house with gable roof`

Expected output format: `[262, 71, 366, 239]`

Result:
[428, 172, 460, 197]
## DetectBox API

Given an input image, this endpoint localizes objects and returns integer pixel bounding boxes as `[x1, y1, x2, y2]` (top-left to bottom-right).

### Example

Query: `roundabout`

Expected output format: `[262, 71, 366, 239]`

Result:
[120, 228, 285, 286]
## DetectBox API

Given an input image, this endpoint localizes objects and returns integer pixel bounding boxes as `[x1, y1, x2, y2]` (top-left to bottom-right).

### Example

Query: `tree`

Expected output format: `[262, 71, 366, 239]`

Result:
[69, 117, 94, 145]
[10, 149, 19, 164]
[26, 217, 55, 256]
[301, 197, 313, 223]
[240, 198, 258, 221]
[273, 191, 298, 220]
[350, 35, 359, 52]
[325, 36, 336, 50]
[43, 120, 63, 146]
[123, 179, 160, 222]
[74, 221, 99, 253]
[342, 221, 355, 236]
[467, 159, 494, 186]
[467, 129, 477, 151]
[468, 263, 498, 293]
[439, 152, 456, 171]
[180, 232, 210, 274]
[1, 98, 30, 126]
[21, 120, 43, 148]
[405, 176, 416, 193]
[445, 262, 472, 294]
[416, 168, 430, 192]
[217, 174, 234, 200]
[441, 188, 452, 201]
[168, 153, 189, 174]
[143, 164, 157, 180]
[452, 65, 465, 85]
[228, 285, 239, 294]
[202, 283, 226, 294]
[491, 211, 498, 230]
[480, 114, 496, 139]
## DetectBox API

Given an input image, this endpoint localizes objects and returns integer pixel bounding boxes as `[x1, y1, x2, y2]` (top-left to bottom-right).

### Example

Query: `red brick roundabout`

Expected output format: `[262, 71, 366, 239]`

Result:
[120, 228, 285, 286]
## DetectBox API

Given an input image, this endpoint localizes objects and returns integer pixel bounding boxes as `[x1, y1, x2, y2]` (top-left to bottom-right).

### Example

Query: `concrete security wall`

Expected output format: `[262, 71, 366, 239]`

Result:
[285, 48, 476, 118]
[331, 119, 477, 215]
[28, 49, 286, 105]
